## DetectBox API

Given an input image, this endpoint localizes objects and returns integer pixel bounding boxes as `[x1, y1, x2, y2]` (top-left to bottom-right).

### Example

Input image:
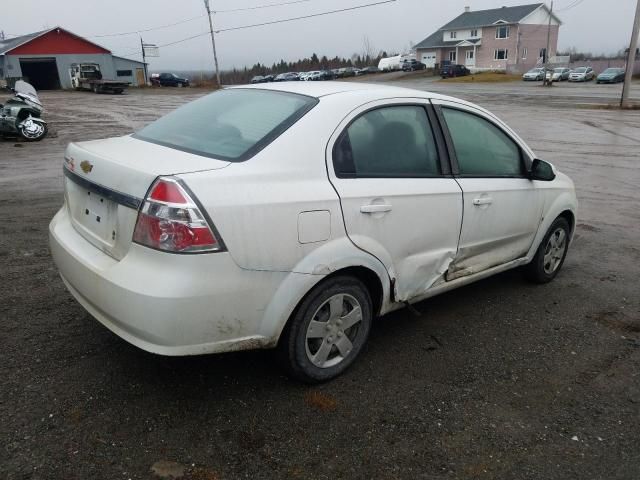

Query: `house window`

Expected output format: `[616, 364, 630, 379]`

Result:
[450, 31, 457, 39]
[466, 51, 474, 60]
[495, 25, 510, 39]
[117, 70, 133, 77]
[470, 29, 478, 37]
[449, 51, 457, 62]
[494, 49, 508, 60]
[522, 47, 528, 59]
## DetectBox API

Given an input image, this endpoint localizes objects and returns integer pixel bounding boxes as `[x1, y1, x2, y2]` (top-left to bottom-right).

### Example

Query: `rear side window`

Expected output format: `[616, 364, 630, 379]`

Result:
[442, 107, 522, 176]
[134, 89, 317, 161]
[334, 106, 440, 177]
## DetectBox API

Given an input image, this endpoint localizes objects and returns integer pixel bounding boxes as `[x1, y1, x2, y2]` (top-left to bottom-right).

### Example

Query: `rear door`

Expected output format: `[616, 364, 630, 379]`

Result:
[432, 100, 544, 279]
[327, 99, 463, 302]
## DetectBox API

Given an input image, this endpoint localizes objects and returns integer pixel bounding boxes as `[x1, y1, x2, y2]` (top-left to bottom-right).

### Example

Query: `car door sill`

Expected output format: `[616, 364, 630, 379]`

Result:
[402, 256, 530, 308]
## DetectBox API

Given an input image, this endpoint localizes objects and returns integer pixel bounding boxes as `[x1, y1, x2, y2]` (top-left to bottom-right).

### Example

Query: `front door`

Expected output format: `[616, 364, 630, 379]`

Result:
[328, 100, 463, 301]
[433, 100, 544, 279]
[465, 50, 475, 67]
[136, 68, 145, 86]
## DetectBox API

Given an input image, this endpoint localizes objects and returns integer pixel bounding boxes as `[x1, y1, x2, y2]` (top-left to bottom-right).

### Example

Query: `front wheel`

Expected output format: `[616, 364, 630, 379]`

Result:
[18, 119, 47, 141]
[278, 276, 372, 383]
[524, 217, 570, 283]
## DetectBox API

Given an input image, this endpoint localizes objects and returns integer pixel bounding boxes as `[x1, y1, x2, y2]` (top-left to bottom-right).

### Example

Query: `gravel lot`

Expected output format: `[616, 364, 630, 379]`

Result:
[1, 80, 639, 480]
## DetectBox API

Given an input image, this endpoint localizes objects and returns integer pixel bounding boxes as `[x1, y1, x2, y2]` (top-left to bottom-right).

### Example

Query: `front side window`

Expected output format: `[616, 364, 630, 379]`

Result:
[496, 25, 510, 38]
[442, 108, 522, 177]
[494, 49, 508, 60]
[334, 106, 440, 177]
[135, 89, 317, 161]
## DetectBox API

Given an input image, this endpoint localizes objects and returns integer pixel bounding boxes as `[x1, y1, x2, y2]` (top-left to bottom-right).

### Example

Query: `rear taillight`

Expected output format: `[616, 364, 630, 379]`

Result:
[133, 177, 223, 253]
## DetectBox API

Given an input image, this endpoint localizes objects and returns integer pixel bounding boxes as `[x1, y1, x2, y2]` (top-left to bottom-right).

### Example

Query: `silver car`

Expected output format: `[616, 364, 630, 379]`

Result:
[568, 67, 595, 82]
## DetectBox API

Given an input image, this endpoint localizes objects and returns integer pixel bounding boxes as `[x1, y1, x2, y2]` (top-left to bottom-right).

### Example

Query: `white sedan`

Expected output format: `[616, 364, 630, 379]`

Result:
[50, 82, 577, 382]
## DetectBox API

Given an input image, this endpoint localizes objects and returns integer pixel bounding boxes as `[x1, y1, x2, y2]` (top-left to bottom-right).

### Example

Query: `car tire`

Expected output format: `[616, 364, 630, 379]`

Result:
[524, 217, 571, 284]
[278, 276, 373, 383]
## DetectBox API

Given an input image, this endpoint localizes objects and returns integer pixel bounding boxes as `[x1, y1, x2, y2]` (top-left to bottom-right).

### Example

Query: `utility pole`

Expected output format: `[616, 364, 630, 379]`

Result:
[140, 37, 148, 86]
[543, 0, 554, 86]
[203, 0, 221, 87]
[621, 0, 640, 108]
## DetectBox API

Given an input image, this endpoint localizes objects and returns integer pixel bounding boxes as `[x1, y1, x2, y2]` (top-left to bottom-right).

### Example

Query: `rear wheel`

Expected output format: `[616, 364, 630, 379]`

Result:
[278, 276, 372, 383]
[524, 217, 570, 283]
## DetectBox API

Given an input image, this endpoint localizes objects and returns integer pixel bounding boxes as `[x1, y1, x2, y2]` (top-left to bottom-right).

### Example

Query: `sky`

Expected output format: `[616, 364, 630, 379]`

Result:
[2, 0, 638, 71]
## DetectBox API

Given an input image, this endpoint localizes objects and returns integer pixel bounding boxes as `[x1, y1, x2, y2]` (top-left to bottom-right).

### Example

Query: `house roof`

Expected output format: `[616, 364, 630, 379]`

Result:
[0, 27, 113, 56]
[0, 29, 49, 55]
[415, 3, 558, 50]
[441, 3, 545, 30]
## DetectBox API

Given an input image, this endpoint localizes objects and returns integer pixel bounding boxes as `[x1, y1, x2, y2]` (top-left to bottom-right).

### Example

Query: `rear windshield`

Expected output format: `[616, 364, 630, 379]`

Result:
[134, 89, 317, 161]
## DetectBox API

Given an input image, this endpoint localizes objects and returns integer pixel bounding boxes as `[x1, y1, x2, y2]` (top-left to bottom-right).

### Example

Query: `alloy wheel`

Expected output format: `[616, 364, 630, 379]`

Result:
[305, 293, 363, 369]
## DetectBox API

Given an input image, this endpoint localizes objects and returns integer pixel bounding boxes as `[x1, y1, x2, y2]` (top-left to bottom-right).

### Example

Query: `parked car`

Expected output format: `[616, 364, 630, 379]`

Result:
[336, 67, 357, 78]
[402, 59, 426, 72]
[50, 82, 577, 383]
[596, 68, 625, 84]
[156, 73, 190, 87]
[568, 67, 595, 82]
[274, 72, 300, 82]
[250, 75, 267, 84]
[546, 67, 571, 82]
[303, 71, 321, 81]
[309, 70, 335, 81]
[320, 70, 336, 80]
[522, 68, 545, 81]
[441, 64, 470, 78]
[359, 66, 380, 74]
[354, 68, 365, 76]
[263, 75, 274, 82]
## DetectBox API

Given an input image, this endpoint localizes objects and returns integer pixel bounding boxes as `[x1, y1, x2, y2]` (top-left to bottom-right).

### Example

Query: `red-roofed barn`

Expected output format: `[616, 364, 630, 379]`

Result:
[0, 27, 146, 89]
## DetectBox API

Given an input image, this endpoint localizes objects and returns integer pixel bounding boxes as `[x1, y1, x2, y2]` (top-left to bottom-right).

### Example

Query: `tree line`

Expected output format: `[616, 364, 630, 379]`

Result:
[215, 51, 392, 85]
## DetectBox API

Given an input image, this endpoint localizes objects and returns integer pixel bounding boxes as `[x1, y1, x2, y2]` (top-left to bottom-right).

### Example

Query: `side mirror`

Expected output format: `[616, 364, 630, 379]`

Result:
[529, 158, 556, 181]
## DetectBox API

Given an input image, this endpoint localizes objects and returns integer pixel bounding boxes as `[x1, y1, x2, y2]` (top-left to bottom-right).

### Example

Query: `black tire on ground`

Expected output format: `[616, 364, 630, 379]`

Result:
[277, 276, 373, 383]
[523, 217, 571, 284]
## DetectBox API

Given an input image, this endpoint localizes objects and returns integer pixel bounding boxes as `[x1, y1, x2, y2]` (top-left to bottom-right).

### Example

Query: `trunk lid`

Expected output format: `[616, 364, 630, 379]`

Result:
[63, 135, 230, 260]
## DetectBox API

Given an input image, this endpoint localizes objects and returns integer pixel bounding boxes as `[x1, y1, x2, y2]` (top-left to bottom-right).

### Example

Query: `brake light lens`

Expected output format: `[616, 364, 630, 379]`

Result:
[133, 177, 223, 253]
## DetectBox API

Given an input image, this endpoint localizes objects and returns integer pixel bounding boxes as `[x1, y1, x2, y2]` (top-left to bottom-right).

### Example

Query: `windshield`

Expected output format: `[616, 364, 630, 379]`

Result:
[554, 68, 564, 73]
[529, 69, 543, 73]
[14, 80, 38, 98]
[602, 68, 620, 74]
[134, 89, 318, 161]
[575, 68, 587, 73]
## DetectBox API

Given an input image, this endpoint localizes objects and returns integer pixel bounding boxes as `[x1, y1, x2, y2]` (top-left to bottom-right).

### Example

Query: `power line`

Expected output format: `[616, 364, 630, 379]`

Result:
[89, 14, 208, 38]
[555, 0, 586, 12]
[154, 0, 396, 48]
[216, 0, 397, 33]
[215, 0, 316, 13]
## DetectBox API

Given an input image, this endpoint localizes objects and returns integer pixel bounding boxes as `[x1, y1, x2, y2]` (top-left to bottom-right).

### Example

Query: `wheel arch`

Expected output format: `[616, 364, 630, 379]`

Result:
[258, 240, 392, 347]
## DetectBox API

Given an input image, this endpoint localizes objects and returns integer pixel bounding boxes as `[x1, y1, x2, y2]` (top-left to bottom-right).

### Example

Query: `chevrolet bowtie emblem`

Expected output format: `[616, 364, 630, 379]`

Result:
[80, 160, 93, 174]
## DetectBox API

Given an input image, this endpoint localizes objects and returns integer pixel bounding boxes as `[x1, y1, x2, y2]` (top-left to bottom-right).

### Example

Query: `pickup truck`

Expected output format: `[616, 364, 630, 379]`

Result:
[70, 64, 129, 94]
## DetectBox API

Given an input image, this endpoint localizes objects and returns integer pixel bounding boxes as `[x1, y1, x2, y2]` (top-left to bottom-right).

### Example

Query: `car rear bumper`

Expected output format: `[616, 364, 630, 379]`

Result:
[49, 206, 289, 355]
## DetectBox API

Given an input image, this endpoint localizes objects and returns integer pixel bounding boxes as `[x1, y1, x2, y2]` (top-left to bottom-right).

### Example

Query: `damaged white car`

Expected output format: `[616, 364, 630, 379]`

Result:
[49, 82, 577, 382]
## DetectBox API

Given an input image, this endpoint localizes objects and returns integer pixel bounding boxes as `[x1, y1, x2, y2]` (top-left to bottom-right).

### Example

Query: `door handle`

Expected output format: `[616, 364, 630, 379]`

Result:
[472, 197, 493, 206]
[360, 204, 393, 213]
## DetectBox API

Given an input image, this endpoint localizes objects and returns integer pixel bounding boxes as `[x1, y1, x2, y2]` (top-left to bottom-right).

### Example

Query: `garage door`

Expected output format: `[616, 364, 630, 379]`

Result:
[420, 52, 437, 68]
[19, 58, 61, 90]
